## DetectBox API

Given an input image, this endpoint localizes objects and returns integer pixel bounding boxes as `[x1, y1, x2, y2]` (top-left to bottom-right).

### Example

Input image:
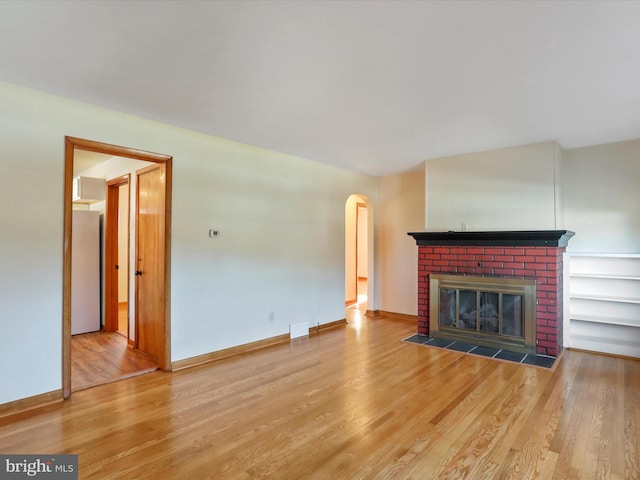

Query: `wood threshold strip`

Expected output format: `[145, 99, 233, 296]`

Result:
[73, 368, 159, 393]
[0, 390, 63, 420]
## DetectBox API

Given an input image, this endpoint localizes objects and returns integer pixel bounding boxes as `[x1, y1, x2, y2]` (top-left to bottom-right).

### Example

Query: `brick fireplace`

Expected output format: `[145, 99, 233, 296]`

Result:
[408, 231, 574, 357]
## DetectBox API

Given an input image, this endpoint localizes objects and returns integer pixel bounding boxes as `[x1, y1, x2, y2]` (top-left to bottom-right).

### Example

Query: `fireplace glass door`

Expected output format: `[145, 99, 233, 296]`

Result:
[439, 289, 523, 337]
[431, 275, 536, 353]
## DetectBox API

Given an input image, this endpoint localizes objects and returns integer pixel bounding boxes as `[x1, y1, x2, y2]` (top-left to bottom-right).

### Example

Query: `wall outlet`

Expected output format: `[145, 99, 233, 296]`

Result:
[268, 312, 274, 323]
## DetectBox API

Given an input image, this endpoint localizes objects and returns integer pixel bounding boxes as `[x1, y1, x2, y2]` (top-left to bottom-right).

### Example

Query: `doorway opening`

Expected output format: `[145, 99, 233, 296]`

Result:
[345, 194, 371, 323]
[63, 137, 172, 397]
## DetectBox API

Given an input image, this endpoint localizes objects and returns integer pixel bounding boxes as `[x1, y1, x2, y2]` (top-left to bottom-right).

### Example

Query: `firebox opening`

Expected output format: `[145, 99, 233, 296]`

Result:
[430, 274, 536, 354]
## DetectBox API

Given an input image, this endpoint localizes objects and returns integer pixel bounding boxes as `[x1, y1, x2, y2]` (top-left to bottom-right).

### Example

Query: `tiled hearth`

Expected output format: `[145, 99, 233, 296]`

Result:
[403, 334, 556, 368]
[408, 231, 574, 357]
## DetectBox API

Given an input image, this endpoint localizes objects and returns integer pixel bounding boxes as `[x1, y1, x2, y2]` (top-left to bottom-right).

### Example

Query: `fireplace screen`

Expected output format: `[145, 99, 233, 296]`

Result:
[431, 275, 536, 353]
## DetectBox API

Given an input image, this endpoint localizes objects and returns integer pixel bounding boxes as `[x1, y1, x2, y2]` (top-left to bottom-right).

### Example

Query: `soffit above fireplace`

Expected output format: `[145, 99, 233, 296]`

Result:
[407, 230, 575, 247]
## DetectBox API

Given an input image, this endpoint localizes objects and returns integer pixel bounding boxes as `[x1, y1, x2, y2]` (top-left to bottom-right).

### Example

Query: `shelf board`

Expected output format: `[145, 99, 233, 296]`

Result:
[569, 314, 640, 328]
[570, 274, 640, 281]
[567, 253, 640, 258]
[569, 294, 640, 304]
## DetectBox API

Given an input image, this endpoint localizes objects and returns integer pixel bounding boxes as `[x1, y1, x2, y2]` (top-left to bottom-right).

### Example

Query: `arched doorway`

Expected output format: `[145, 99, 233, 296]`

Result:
[345, 194, 372, 311]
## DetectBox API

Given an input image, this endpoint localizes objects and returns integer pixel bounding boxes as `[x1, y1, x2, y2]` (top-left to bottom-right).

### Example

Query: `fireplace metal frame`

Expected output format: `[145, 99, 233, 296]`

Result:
[429, 274, 537, 354]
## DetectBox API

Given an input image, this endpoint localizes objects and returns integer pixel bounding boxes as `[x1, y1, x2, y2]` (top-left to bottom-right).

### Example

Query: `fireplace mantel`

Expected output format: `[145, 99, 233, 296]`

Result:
[408, 230, 574, 247]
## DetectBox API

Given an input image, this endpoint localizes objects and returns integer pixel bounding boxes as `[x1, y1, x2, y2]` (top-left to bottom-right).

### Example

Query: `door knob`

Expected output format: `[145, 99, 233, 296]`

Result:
[135, 270, 142, 276]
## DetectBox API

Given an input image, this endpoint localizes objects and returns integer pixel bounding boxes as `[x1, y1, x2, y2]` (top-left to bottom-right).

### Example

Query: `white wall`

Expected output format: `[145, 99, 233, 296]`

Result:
[562, 139, 640, 253]
[423, 138, 640, 253]
[425, 142, 559, 231]
[0, 81, 378, 405]
[377, 170, 425, 315]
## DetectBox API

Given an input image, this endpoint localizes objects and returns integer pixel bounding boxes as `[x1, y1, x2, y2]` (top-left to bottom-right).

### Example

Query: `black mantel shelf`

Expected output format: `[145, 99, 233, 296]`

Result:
[407, 230, 575, 247]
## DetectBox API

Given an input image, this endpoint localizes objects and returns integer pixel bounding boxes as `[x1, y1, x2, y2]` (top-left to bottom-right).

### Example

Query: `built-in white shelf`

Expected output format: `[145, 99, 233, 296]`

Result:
[565, 254, 640, 358]
[570, 274, 640, 281]
[570, 313, 640, 328]
[569, 294, 640, 304]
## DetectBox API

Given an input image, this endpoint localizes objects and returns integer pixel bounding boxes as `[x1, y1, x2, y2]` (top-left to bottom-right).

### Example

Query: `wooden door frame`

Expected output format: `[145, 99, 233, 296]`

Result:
[104, 174, 130, 334]
[63, 136, 173, 399]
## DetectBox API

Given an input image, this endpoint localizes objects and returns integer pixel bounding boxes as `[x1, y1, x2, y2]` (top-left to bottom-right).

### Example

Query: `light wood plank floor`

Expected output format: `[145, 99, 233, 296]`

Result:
[71, 331, 158, 391]
[2, 309, 639, 479]
[117, 302, 128, 337]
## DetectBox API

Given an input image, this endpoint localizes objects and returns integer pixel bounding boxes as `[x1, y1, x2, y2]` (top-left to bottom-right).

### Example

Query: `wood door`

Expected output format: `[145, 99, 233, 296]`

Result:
[104, 175, 130, 334]
[135, 163, 166, 365]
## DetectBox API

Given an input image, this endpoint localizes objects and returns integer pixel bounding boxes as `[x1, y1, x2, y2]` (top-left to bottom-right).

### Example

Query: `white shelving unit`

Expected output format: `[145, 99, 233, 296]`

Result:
[564, 254, 640, 358]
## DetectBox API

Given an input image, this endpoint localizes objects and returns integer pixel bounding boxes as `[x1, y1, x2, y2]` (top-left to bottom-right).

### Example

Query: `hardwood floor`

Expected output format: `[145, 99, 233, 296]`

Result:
[2, 309, 639, 479]
[71, 331, 158, 391]
[117, 301, 128, 337]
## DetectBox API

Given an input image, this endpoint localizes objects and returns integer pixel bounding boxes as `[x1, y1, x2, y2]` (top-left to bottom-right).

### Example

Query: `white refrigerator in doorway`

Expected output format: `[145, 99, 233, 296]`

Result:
[72, 210, 101, 335]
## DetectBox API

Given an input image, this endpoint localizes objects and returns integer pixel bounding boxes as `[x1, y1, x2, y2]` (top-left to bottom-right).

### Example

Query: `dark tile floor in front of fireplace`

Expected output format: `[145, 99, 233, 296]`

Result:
[403, 334, 556, 369]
